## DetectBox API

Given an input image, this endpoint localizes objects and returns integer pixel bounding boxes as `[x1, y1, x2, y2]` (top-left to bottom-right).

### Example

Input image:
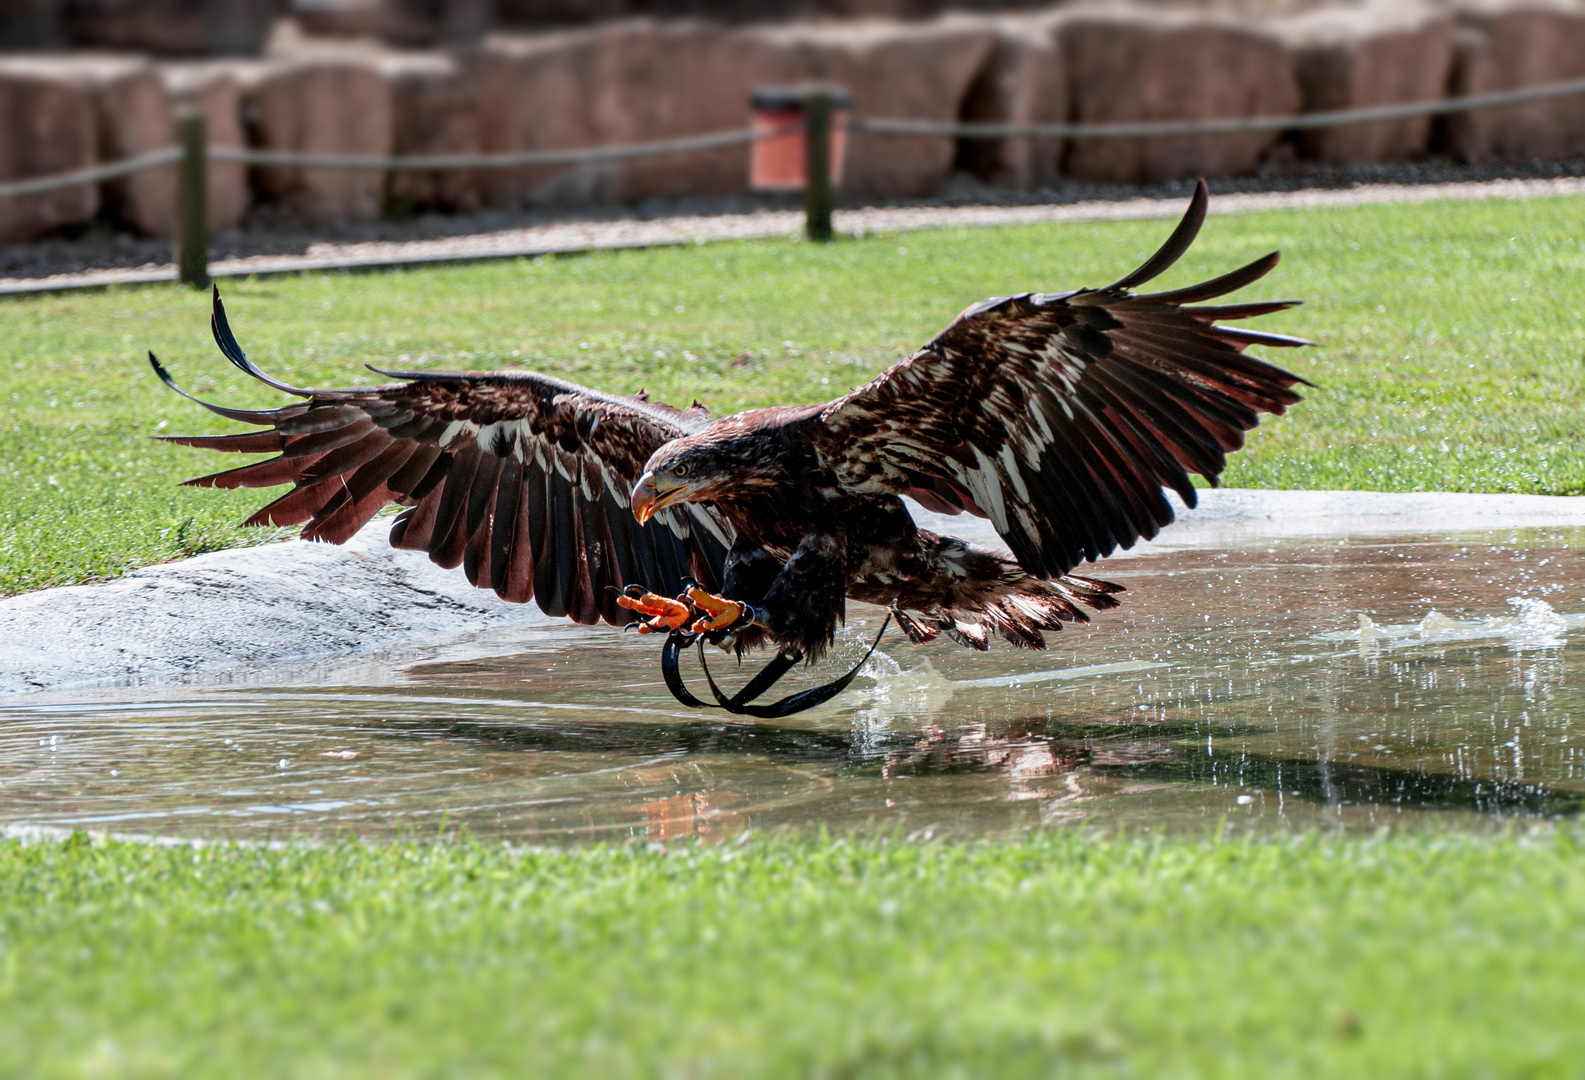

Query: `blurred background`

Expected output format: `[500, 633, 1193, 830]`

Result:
[0, 0, 1582, 248]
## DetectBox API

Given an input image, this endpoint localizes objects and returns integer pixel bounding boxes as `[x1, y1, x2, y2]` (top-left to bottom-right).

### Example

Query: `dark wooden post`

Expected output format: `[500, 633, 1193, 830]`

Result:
[803, 88, 834, 243]
[176, 109, 209, 289]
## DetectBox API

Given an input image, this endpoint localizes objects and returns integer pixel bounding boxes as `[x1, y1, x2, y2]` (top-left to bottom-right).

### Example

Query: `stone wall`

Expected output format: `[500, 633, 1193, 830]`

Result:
[1275, 3, 1455, 164]
[1062, 10, 1300, 183]
[246, 59, 396, 223]
[0, 61, 99, 243]
[1447, 0, 1585, 162]
[955, 13, 1066, 189]
[62, 0, 279, 56]
[2, 0, 1584, 241]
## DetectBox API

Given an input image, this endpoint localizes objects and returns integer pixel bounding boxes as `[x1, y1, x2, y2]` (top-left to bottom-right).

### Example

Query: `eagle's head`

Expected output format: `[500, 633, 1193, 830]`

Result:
[630, 438, 736, 525]
[630, 419, 791, 524]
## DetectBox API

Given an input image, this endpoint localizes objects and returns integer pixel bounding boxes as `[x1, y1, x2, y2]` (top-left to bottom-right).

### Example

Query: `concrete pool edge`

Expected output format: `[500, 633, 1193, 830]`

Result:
[3, 488, 1583, 696]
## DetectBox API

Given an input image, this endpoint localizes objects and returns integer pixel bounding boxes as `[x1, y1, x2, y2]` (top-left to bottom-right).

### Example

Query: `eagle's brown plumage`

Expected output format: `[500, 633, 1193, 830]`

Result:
[153, 309, 733, 626]
[154, 181, 1310, 666]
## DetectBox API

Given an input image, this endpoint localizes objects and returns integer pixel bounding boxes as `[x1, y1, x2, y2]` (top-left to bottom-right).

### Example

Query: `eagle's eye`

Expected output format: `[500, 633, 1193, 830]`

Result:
[671, 462, 692, 479]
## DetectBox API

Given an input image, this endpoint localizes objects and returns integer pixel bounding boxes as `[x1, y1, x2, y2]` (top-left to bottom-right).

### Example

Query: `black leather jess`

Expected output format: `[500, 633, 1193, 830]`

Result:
[660, 614, 891, 719]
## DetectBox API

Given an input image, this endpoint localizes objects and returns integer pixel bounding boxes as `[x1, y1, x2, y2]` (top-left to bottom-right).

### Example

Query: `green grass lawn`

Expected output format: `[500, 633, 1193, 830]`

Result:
[4, 828, 1582, 1077]
[2, 193, 1583, 596]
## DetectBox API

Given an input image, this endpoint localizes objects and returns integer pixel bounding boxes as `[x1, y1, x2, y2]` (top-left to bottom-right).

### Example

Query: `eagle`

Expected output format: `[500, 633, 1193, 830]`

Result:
[152, 181, 1310, 672]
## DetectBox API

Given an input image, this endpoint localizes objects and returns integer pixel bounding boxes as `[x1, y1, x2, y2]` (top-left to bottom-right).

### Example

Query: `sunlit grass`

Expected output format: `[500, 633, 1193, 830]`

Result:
[2, 193, 1583, 595]
[3, 827, 1582, 1077]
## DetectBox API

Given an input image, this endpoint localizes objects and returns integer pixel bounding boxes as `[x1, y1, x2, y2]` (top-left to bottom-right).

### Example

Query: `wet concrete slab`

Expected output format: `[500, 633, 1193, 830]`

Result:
[4, 488, 1583, 696]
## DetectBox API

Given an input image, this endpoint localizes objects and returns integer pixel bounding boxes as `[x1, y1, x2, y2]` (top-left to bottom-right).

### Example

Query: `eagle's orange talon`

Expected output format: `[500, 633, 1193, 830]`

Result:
[617, 590, 691, 632]
[685, 586, 748, 634]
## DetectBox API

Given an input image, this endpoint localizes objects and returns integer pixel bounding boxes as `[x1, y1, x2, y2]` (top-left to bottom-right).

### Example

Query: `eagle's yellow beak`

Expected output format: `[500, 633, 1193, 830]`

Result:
[631, 470, 686, 525]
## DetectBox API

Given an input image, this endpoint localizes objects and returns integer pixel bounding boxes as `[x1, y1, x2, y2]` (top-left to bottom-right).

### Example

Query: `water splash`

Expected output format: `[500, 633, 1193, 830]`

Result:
[1322, 597, 1581, 653]
[1505, 597, 1571, 647]
[855, 656, 956, 728]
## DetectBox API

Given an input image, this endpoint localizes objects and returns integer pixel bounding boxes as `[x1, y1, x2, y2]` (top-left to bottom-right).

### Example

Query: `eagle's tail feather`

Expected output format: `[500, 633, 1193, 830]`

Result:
[904, 577, 1123, 652]
[972, 573, 1125, 651]
[885, 534, 1127, 651]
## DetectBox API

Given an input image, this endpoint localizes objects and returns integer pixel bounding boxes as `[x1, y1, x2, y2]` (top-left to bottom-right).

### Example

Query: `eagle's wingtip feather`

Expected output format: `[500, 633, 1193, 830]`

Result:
[147, 350, 178, 391]
[1100, 177, 1209, 294]
[209, 286, 314, 399]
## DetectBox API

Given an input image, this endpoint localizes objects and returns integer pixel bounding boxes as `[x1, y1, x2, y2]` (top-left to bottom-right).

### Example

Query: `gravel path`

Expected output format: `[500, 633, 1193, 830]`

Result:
[3, 173, 1583, 296]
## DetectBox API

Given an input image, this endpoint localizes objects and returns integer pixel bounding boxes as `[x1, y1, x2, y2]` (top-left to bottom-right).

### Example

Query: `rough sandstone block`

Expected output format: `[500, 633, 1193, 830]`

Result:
[160, 62, 251, 231]
[76, 57, 180, 238]
[267, 23, 483, 215]
[379, 53, 481, 214]
[746, 18, 998, 200]
[954, 14, 1066, 190]
[1060, 10, 1300, 184]
[1277, 3, 1455, 165]
[474, 30, 603, 207]
[63, 0, 277, 56]
[479, 17, 994, 207]
[585, 20, 777, 205]
[0, 60, 99, 243]
[64, 0, 206, 54]
[243, 59, 395, 223]
[1447, 0, 1585, 163]
[0, 57, 178, 237]
[479, 21, 782, 207]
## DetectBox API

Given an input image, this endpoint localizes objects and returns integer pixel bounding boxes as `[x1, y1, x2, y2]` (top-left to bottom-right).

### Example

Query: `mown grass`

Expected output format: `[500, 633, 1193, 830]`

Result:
[3, 827, 1582, 1077]
[1, 192, 1583, 597]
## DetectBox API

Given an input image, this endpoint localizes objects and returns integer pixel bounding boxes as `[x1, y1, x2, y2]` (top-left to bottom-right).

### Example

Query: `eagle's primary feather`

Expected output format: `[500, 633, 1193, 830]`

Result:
[154, 180, 1311, 663]
[151, 320, 733, 626]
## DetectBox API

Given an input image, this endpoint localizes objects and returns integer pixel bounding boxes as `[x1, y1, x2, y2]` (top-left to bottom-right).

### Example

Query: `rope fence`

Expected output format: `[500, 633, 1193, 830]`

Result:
[0, 147, 181, 201]
[1, 74, 1582, 286]
[853, 77, 1585, 139]
[208, 126, 781, 171]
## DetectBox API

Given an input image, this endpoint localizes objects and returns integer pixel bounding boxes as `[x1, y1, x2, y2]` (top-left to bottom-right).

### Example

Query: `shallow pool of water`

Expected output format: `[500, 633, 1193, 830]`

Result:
[4, 528, 1583, 843]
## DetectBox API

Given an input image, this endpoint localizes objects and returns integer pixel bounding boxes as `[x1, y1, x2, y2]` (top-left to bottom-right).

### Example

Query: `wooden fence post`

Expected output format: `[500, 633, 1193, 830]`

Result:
[804, 89, 833, 243]
[176, 109, 209, 289]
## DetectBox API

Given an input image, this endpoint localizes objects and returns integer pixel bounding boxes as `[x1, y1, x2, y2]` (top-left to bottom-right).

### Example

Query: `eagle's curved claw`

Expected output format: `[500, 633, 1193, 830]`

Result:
[685, 585, 757, 635]
[617, 588, 693, 634]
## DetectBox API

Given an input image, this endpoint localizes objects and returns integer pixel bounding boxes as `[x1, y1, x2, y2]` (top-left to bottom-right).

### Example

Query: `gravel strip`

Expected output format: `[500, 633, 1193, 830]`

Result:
[3, 174, 1583, 295]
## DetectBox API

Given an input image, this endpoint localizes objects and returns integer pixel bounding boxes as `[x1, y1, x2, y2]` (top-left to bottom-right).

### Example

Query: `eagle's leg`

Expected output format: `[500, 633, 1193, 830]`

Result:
[753, 531, 848, 663]
[684, 537, 786, 652]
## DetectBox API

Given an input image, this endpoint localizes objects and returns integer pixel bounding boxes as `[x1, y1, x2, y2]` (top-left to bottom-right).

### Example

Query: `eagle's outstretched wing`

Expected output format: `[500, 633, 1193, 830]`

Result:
[815, 179, 1313, 580]
[153, 288, 733, 626]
